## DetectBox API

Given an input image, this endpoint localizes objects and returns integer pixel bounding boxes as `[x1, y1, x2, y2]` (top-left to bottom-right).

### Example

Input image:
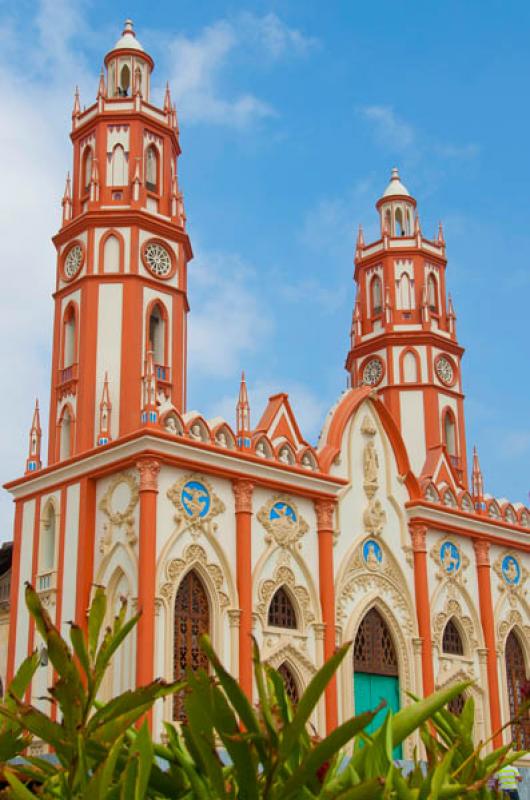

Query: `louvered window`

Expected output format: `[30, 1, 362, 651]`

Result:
[442, 619, 464, 656]
[354, 608, 398, 676]
[268, 587, 297, 629]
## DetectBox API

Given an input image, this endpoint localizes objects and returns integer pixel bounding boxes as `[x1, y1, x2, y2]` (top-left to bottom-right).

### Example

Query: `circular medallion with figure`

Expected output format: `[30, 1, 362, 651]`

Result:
[142, 240, 174, 279]
[363, 539, 383, 569]
[63, 242, 85, 281]
[435, 355, 456, 387]
[440, 541, 461, 575]
[181, 480, 211, 519]
[362, 357, 384, 387]
[270, 501, 297, 524]
[502, 555, 521, 586]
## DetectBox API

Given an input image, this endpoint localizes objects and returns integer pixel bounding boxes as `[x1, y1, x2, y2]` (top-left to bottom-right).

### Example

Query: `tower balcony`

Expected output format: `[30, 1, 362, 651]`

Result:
[57, 363, 79, 399]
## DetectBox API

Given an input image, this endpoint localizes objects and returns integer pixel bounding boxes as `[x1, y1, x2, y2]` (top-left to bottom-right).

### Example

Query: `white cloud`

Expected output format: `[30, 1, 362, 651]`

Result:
[187, 249, 273, 377]
[360, 105, 415, 151]
[167, 13, 317, 127]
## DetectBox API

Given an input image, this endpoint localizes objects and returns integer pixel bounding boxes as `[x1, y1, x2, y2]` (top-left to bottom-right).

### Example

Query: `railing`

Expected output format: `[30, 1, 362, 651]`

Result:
[57, 363, 78, 386]
[155, 364, 171, 383]
[37, 571, 57, 593]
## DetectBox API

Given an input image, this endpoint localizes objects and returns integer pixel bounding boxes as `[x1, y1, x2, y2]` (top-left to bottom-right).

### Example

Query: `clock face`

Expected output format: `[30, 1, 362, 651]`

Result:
[362, 358, 384, 386]
[143, 241, 172, 278]
[63, 244, 84, 280]
[435, 355, 454, 386]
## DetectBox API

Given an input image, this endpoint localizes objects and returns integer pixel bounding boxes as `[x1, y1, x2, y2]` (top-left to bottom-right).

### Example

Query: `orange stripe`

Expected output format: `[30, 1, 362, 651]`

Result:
[6, 502, 23, 683]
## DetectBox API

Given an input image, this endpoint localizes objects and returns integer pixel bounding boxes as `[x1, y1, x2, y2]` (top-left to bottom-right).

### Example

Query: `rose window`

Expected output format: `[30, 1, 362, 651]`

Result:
[435, 356, 454, 386]
[362, 358, 384, 386]
[144, 242, 171, 277]
[64, 245, 83, 279]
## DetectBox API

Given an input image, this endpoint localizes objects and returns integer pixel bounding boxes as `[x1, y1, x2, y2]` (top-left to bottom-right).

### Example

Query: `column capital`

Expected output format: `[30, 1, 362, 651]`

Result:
[314, 498, 336, 531]
[136, 458, 160, 491]
[473, 538, 490, 567]
[232, 479, 254, 513]
[409, 521, 428, 552]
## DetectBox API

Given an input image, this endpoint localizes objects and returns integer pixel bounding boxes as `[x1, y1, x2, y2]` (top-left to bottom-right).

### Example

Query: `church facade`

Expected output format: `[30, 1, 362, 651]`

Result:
[5, 21, 530, 757]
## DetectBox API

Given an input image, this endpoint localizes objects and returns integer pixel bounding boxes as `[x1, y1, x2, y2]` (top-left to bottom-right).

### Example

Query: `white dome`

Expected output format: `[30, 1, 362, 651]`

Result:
[112, 19, 145, 52]
[382, 167, 411, 198]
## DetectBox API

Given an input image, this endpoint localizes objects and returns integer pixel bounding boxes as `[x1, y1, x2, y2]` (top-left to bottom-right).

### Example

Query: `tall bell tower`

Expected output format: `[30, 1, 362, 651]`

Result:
[346, 169, 467, 485]
[49, 20, 192, 464]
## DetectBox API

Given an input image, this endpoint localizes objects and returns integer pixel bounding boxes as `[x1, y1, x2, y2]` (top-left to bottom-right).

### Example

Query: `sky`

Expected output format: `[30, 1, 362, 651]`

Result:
[0, 0, 529, 536]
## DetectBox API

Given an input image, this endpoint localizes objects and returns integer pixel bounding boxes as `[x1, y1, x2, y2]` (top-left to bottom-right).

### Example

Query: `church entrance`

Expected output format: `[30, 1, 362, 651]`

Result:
[353, 607, 402, 758]
[173, 569, 210, 721]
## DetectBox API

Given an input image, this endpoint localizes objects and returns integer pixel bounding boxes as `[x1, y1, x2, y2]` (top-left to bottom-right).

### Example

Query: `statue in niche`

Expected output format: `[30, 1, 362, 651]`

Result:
[189, 423, 203, 441]
[164, 416, 178, 434]
[363, 440, 379, 485]
[279, 447, 291, 464]
[216, 431, 228, 448]
[256, 441, 267, 458]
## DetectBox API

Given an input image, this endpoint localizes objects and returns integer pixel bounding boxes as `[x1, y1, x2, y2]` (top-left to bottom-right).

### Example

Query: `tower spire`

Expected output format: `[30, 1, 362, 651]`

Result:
[471, 446, 485, 511]
[61, 173, 72, 225]
[164, 82, 172, 114]
[141, 351, 158, 426]
[236, 371, 251, 447]
[97, 373, 112, 445]
[25, 399, 42, 474]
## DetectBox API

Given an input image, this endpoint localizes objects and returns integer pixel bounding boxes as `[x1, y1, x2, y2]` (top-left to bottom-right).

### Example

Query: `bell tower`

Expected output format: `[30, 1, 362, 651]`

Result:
[346, 169, 467, 485]
[49, 20, 192, 464]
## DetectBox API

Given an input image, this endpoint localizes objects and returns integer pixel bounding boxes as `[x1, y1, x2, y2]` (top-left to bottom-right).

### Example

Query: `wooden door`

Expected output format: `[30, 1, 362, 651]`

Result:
[173, 570, 210, 721]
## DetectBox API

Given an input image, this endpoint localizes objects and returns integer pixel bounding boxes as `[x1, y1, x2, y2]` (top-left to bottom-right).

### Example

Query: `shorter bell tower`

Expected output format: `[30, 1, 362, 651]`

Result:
[346, 169, 467, 485]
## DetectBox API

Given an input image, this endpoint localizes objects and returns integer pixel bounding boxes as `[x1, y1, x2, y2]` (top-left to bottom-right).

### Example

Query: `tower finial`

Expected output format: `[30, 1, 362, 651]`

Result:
[164, 82, 172, 114]
[471, 446, 485, 510]
[437, 220, 445, 245]
[72, 86, 80, 118]
[141, 351, 158, 426]
[122, 18, 136, 37]
[62, 172, 72, 225]
[97, 373, 112, 446]
[25, 399, 42, 474]
[236, 371, 251, 446]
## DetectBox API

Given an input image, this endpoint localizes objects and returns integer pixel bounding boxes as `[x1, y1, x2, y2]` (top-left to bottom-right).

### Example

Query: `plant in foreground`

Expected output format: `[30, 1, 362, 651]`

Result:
[0, 585, 525, 798]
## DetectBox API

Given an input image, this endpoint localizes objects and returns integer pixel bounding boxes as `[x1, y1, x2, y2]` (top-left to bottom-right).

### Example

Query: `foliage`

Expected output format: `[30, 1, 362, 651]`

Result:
[0, 585, 525, 798]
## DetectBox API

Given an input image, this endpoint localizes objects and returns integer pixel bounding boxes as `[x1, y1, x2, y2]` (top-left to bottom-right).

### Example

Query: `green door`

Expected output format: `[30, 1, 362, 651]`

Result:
[354, 672, 402, 758]
[353, 608, 403, 760]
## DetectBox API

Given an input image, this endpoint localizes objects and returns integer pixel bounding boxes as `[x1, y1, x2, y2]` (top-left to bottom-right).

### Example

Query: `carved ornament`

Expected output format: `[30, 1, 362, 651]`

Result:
[167, 473, 225, 536]
[493, 551, 528, 599]
[433, 597, 478, 650]
[473, 539, 490, 567]
[257, 495, 308, 547]
[430, 538, 469, 584]
[314, 498, 336, 531]
[159, 542, 229, 609]
[136, 459, 160, 491]
[99, 471, 139, 552]
[232, 479, 254, 514]
[257, 564, 315, 628]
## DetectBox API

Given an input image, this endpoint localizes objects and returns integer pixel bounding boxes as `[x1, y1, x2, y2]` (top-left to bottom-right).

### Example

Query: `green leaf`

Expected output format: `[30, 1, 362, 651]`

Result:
[69, 622, 91, 680]
[391, 681, 473, 749]
[183, 673, 226, 799]
[280, 641, 351, 759]
[334, 776, 385, 800]
[87, 680, 183, 735]
[88, 585, 107, 659]
[3, 767, 39, 799]
[132, 721, 154, 800]
[94, 613, 141, 685]
[280, 708, 379, 799]
[5, 651, 40, 705]
[86, 733, 125, 797]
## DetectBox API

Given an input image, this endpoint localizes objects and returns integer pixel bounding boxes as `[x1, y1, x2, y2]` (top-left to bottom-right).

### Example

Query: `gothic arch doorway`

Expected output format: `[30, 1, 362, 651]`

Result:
[354, 607, 402, 757]
[173, 569, 210, 721]
[505, 630, 530, 748]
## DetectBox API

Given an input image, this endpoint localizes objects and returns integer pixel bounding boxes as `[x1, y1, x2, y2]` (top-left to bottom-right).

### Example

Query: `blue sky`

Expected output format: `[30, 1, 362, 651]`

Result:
[0, 0, 529, 534]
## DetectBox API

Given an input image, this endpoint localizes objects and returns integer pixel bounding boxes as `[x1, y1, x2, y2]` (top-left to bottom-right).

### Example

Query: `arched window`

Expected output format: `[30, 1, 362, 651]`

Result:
[443, 410, 457, 457]
[40, 502, 56, 573]
[148, 303, 166, 366]
[268, 587, 297, 629]
[505, 631, 530, 749]
[82, 148, 93, 193]
[60, 407, 72, 460]
[173, 570, 210, 721]
[448, 693, 466, 716]
[354, 608, 402, 758]
[402, 350, 418, 383]
[371, 276, 382, 316]
[119, 64, 130, 96]
[102, 234, 120, 273]
[109, 145, 127, 186]
[145, 145, 159, 193]
[442, 619, 464, 656]
[384, 209, 391, 234]
[395, 207, 404, 236]
[427, 274, 438, 312]
[398, 273, 412, 310]
[278, 662, 299, 705]
[62, 306, 76, 369]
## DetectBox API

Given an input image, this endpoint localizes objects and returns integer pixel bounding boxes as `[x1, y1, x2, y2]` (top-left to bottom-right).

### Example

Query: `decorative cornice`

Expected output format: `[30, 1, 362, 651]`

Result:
[232, 479, 254, 514]
[136, 458, 160, 491]
[314, 498, 336, 531]
[473, 539, 490, 567]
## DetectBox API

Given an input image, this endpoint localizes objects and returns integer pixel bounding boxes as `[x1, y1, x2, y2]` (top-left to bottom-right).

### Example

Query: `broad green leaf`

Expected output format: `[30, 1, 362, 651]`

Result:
[132, 721, 154, 800]
[5, 651, 40, 705]
[390, 681, 472, 749]
[88, 585, 107, 659]
[87, 680, 184, 735]
[69, 622, 91, 680]
[4, 767, 39, 799]
[334, 776, 385, 800]
[94, 613, 141, 683]
[183, 674, 226, 799]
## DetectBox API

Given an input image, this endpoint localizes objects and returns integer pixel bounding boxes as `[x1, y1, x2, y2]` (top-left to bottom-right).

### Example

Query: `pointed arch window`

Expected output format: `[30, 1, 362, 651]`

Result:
[443, 409, 457, 457]
[109, 145, 127, 186]
[145, 145, 159, 193]
[448, 693, 466, 716]
[173, 570, 210, 721]
[442, 619, 464, 656]
[395, 207, 404, 236]
[371, 276, 382, 317]
[402, 350, 419, 383]
[354, 608, 398, 676]
[60, 407, 72, 461]
[427, 274, 438, 312]
[278, 662, 299, 705]
[505, 631, 530, 749]
[398, 273, 412, 311]
[268, 587, 297, 629]
[62, 305, 77, 370]
[82, 148, 93, 193]
[119, 64, 131, 96]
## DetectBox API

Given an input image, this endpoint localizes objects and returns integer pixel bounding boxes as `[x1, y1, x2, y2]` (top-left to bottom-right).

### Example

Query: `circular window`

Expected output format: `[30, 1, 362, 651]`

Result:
[63, 243, 84, 280]
[435, 354, 456, 387]
[142, 240, 173, 278]
[362, 357, 385, 387]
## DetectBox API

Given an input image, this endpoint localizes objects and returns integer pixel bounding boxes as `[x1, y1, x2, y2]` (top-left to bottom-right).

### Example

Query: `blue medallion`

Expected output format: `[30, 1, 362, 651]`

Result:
[363, 539, 383, 567]
[502, 555, 520, 586]
[440, 541, 461, 575]
[181, 480, 211, 518]
[270, 501, 297, 523]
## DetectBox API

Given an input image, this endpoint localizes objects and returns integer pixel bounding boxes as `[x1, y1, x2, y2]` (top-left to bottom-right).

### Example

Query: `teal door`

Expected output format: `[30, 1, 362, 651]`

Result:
[353, 608, 402, 760]
[354, 672, 402, 758]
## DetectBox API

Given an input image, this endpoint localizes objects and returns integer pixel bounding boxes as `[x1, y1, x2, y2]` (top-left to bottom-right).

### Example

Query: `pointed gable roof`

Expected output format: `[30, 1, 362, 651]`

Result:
[420, 445, 462, 493]
[255, 393, 306, 450]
